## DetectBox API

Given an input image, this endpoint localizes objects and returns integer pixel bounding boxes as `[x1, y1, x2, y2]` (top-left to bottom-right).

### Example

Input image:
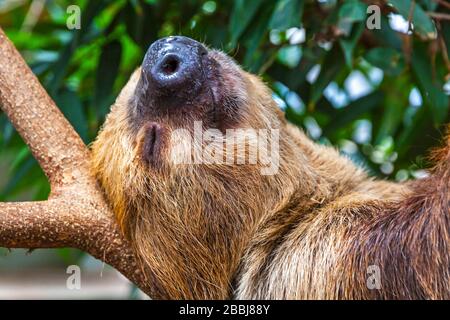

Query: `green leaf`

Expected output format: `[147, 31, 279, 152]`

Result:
[10, 147, 30, 171]
[269, 0, 304, 30]
[33, 180, 51, 201]
[324, 92, 384, 134]
[375, 75, 411, 143]
[309, 46, 344, 108]
[338, 0, 368, 23]
[411, 44, 449, 125]
[242, 2, 277, 69]
[229, 0, 265, 47]
[396, 105, 437, 160]
[270, 46, 322, 89]
[94, 40, 122, 120]
[122, 0, 159, 48]
[0, 157, 35, 200]
[339, 22, 365, 67]
[389, 0, 437, 39]
[417, 0, 438, 12]
[396, 105, 425, 157]
[371, 15, 403, 50]
[56, 90, 89, 143]
[47, 0, 110, 95]
[443, 23, 450, 58]
[364, 47, 405, 76]
[277, 45, 302, 68]
[56, 248, 85, 265]
[0, 115, 14, 146]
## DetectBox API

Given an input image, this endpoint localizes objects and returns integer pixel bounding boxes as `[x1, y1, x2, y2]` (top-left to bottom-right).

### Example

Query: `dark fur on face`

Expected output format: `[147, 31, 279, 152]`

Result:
[130, 49, 248, 131]
[127, 47, 254, 173]
[92, 37, 450, 299]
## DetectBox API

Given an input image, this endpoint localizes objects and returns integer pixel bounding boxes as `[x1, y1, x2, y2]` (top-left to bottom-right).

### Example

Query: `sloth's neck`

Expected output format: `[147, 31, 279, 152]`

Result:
[138, 125, 366, 299]
[136, 130, 322, 299]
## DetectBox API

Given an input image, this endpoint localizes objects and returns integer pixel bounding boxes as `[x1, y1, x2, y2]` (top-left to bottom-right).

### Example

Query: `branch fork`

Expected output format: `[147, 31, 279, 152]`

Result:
[0, 28, 152, 296]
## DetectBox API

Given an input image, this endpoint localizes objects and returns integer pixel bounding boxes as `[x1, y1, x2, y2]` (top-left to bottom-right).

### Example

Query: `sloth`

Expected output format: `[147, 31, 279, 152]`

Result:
[91, 36, 449, 299]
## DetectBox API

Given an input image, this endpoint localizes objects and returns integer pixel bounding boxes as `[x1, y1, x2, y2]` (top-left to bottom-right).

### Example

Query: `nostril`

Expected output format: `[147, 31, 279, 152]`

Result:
[160, 55, 180, 76]
[140, 36, 209, 103]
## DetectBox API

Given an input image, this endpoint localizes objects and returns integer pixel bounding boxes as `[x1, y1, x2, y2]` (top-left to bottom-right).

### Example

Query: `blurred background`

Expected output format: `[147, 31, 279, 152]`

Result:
[0, 0, 449, 299]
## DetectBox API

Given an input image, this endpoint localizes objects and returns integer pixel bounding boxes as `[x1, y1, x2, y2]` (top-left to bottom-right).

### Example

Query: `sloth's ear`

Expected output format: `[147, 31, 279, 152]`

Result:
[115, 67, 142, 106]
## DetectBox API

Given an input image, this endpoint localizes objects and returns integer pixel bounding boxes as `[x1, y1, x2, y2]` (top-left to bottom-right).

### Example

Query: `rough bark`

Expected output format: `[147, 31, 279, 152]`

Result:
[0, 27, 153, 296]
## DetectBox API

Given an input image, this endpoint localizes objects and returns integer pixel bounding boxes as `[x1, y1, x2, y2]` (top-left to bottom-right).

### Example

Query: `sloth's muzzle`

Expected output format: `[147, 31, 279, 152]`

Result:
[141, 36, 208, 98]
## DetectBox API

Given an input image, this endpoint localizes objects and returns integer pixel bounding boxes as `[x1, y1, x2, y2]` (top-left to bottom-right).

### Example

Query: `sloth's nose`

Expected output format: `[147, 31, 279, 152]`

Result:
[142, 36, 207, 94]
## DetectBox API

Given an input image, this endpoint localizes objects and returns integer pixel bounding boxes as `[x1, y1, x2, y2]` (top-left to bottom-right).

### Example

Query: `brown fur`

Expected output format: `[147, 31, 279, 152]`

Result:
[91, 49, 449, 299]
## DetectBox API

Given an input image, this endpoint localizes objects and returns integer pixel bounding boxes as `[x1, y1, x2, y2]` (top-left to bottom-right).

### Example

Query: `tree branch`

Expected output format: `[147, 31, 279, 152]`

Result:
[0, 27, 154, 297]
[0, 28, 89, 188]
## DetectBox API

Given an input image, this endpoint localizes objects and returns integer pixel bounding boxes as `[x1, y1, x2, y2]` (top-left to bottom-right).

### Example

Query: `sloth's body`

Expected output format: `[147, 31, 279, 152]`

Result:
[91, 37, 449, 299]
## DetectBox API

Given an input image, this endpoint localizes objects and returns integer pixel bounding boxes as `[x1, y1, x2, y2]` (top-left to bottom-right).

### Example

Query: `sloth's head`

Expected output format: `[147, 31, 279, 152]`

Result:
[133, 36, 246, 129]
[123, 36, 284, 172]
[91, 36, 307, 298]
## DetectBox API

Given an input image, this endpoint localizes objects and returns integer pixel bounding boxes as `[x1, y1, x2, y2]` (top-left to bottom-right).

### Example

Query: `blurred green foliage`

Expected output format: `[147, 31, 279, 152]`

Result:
[0, 0, 449, 204]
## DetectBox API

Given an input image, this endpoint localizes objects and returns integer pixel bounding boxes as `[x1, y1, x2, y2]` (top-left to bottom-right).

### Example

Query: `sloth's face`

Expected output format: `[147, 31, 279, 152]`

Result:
[131, 36, 247, 127]
[92, 36, 291, 255]
[126, 36, 282, 171]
